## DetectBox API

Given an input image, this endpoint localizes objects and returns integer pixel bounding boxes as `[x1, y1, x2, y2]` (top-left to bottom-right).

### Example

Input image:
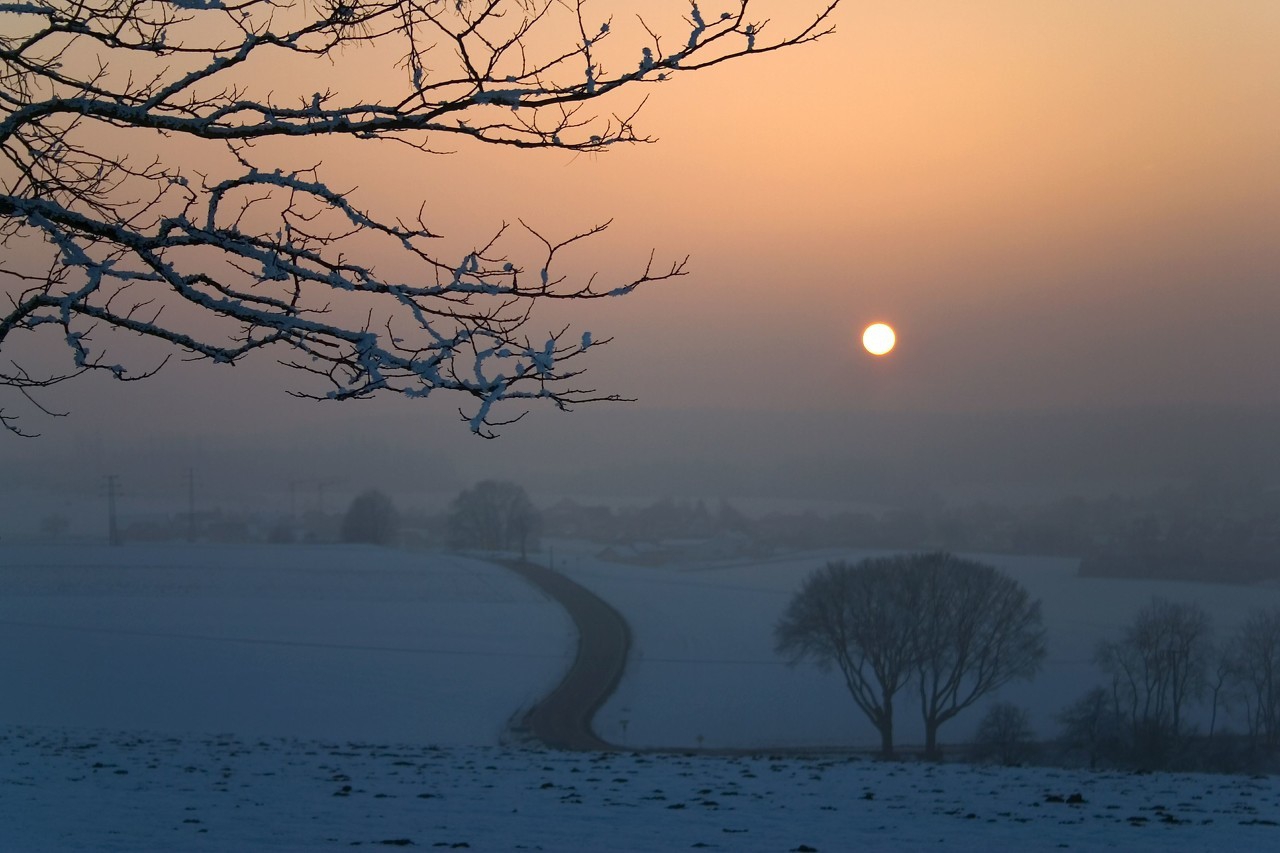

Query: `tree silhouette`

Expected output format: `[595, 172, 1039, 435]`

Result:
[0, 0, 841, 435]
[775, 558, 921, 757]
[1227, 606, 1280, 751]
[447, 479, 539, 557]
[341, 488, 398, 545]
[776, 552, 1044, 759]
[912, 553, 1046, 759]
[1094, 597, 1212, 766]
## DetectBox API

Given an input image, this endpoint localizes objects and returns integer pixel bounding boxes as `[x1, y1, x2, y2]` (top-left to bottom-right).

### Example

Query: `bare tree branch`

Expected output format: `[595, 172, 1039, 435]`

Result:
[0, 0, 842, 434]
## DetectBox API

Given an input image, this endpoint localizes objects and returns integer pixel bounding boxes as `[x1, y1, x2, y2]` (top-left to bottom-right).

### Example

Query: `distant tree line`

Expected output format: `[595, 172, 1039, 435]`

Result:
[59, 479, 544, 552]
[37, 470, 1277, 584]
[541, 497, 753, 546]
[539, 477, 1280, 582]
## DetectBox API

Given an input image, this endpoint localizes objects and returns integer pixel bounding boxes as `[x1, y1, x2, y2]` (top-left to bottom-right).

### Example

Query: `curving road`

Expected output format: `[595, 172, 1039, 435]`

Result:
[500, 559, 629, 751]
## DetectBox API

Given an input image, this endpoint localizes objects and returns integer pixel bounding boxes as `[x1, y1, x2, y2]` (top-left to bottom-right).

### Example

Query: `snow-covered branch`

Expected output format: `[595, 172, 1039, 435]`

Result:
[0, 0, 842, 434]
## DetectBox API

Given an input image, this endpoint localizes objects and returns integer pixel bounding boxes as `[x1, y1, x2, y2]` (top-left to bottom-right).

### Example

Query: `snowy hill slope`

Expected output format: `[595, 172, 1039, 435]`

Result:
[0, 545, 571, 743]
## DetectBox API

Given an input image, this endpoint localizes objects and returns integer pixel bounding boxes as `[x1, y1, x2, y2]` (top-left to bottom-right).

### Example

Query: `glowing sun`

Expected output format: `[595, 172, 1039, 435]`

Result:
[862, 322, 896, 356]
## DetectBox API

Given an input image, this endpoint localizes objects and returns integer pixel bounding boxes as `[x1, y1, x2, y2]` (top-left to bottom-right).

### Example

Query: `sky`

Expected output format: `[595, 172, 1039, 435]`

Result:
[3, 0, 1279, 515]
[577, 0, 1280, 414]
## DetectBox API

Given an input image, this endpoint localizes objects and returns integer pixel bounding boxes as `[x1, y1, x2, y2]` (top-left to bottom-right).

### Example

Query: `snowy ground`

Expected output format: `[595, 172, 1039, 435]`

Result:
[4, 543, 1280, 851]
[4, 726, 1280, 851]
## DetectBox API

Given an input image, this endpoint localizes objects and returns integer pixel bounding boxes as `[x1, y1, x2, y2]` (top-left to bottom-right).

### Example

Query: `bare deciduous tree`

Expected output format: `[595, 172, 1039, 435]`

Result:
[774, 557, 922, 757]
[1094, 597, 1212, 767]
[775, 552, 1045, 759]
[1207, 638, 1240, 741]
[912, 553, 1046, 759]
[0, 0, 841, 435]
[1230, 606, 1280, 751]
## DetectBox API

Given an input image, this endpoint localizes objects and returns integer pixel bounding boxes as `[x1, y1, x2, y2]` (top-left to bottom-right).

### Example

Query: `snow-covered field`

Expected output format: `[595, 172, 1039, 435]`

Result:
[8, 543, 1274, 752]
[0, 545, 571, 743]
[3, 543, 1280, 851]
[6, 726, 1280, 852]
[548, 545, 1280, 750]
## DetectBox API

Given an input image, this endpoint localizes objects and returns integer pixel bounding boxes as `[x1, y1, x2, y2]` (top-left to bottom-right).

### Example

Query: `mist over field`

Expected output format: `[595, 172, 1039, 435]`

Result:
[4, 0, 1280, 849]
[7, 401, 1280, 538]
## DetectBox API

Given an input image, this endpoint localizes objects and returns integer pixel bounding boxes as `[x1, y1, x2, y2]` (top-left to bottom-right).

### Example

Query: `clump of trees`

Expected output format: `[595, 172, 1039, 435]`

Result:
[1092, 597, 1212, 767]
[775, 552, 1046, 759]
[1057, 598, 1280, 772]
[447, 480, 540, 558]
[341, 489, 399, 545]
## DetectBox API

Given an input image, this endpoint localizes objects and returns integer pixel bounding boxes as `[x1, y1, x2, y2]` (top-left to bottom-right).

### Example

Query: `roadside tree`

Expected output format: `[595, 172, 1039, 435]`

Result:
[447, 479, 539, 557]
[341, 489, 399, 545]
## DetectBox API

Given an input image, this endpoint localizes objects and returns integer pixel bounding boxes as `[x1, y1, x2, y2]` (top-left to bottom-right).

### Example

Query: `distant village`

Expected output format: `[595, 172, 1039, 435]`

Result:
[30, 477, 1280, 584]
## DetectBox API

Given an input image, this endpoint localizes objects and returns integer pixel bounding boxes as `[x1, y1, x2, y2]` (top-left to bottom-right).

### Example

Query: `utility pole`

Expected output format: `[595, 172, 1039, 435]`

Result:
[185, 467, 196, 543]
[105, 474, 120, 546]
